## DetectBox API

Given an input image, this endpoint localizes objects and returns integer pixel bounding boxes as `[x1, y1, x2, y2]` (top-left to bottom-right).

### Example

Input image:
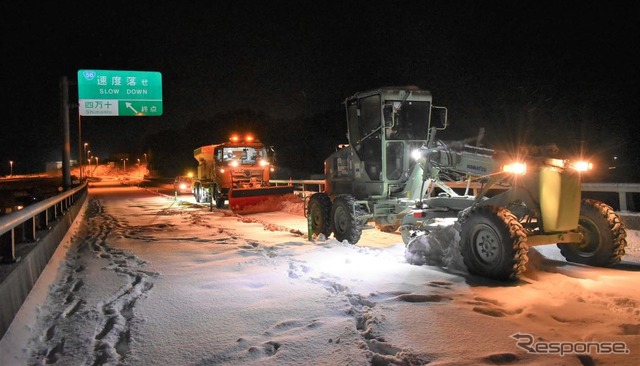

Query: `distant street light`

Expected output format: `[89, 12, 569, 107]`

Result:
[83, 142, 89, 179]
[122, 158, 128, 174]
[143, 153, 147, 164]
[93, 157, 99, 176]
[9, 160, 13, 176]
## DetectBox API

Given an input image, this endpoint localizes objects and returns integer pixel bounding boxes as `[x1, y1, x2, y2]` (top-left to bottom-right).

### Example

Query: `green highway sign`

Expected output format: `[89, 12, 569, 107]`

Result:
[77, 69, 163, 116]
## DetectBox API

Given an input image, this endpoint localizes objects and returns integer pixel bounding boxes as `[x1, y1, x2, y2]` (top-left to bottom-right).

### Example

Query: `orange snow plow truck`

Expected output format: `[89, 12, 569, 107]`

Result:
[192, 134, 294, 213]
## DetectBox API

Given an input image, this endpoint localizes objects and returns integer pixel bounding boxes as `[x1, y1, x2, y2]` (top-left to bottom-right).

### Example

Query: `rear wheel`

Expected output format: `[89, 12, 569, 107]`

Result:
[459, 205, 528, 280]
[330, 195, 363, 244]
[194, 184, 204, 203]
[307, 193, 331, 237]
[558, 199, 627, 267]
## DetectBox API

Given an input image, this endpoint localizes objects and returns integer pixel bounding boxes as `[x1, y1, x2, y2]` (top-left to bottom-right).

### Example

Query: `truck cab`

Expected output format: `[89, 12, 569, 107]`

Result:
[193, 135, 291, 210]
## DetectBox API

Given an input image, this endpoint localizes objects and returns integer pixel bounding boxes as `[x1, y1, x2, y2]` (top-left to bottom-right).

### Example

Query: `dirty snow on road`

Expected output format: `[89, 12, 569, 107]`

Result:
[1, 185, 639, 365]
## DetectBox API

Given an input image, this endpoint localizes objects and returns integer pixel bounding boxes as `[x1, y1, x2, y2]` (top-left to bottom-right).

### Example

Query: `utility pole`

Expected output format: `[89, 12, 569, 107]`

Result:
[60, 76, 71, 189]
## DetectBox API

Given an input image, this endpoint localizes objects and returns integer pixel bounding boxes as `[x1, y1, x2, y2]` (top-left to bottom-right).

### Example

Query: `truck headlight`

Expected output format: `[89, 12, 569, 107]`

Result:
[569, 160, 593, 172]
[411, 149, 423, 161]
[259, 159, 269, 167]
[502, 162, 527, 175]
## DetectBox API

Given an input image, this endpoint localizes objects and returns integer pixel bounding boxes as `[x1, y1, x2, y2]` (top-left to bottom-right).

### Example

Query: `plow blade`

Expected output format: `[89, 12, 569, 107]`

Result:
[228, 185, 295, 213]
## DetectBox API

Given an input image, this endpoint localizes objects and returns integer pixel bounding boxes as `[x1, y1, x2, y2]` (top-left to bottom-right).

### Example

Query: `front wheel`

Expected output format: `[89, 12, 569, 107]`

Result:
[459, 205, 528, 280]
[212, 185, 225, 208]
[558, 199, 627, 267]
[307, 193, 331, 237]
[330, 195, 363, 244]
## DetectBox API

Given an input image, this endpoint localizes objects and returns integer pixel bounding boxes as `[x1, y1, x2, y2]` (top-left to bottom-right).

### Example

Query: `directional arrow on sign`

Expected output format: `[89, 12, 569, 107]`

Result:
[125, 102, 139, 114]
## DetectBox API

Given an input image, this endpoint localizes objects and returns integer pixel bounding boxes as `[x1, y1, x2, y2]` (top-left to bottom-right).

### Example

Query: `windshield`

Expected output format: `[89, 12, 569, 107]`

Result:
[386, 101, 431, 140]
[218, 146, 267, 165]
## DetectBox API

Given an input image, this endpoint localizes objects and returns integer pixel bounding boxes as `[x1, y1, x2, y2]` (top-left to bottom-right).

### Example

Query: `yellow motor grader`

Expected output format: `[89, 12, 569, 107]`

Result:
[307, 86, 627, 280]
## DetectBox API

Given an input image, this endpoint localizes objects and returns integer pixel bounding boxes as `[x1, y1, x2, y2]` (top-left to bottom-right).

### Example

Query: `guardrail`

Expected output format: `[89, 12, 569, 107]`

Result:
[271, 179, 325, 194]
[0, 182, 88, 263]
[581, 183, 640, 211]
[0, 182, 88, 339]
[272, 179, 640, 211]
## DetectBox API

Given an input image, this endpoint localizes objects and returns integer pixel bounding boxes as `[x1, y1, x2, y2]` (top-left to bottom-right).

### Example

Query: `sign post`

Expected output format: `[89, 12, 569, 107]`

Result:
[77, 69, 163, 116]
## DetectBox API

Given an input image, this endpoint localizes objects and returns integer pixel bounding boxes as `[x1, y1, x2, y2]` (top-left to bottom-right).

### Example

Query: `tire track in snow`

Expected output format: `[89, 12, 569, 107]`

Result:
[207, 240, 432, 365]
[287, 249, 465, 365]
[86, 199, 158, 366]
[286, 256, 420, 364]
[28, 198, 157, 366]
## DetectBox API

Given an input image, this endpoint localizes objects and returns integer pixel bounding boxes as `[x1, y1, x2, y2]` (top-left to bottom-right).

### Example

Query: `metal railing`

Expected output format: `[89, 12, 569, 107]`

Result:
[0, 183, 87, 263]
[581, 183, 640, 211]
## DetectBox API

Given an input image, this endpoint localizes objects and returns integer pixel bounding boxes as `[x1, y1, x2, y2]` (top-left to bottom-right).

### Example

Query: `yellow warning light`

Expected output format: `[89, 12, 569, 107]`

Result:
[502, 162, 527, 175]
[570, 161, 593, 172]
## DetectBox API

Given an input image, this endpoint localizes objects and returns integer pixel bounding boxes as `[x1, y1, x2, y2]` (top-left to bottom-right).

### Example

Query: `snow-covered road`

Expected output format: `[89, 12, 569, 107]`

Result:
[1, 182, 639, 365]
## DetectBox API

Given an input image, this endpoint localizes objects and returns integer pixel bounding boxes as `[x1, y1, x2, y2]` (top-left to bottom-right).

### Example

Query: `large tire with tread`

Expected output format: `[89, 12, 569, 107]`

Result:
[330, 194, 363, 244]
[195, 184, 211, 204]
[194, 184, 204, 203]
[459, 205, 528, 280]
[558, 199, 627, 267]
[213, 185, 225, 208]
[307, 193, 332, 237]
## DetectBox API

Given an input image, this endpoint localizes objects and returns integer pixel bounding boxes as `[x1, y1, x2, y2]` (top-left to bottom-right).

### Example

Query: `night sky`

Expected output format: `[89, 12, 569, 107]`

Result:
[1, 1, 637, 179]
